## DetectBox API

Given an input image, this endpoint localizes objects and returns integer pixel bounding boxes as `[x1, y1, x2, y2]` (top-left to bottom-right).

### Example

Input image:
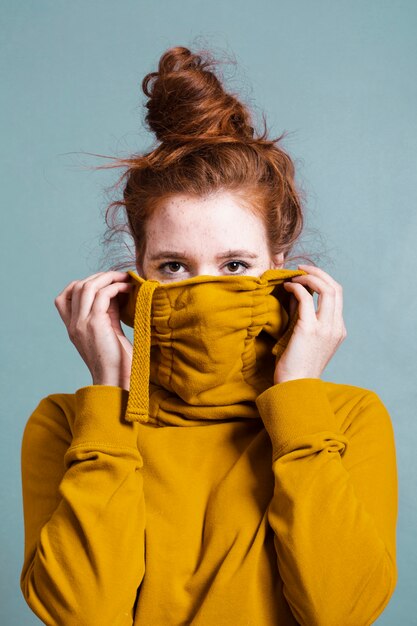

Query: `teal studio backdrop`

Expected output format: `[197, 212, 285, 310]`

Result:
[1, 1, 416, 624]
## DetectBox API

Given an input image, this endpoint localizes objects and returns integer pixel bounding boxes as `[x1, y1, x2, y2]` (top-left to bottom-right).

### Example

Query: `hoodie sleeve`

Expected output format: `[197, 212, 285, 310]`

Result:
[20, 385, 145, 626]
[255, 378, 398, 626]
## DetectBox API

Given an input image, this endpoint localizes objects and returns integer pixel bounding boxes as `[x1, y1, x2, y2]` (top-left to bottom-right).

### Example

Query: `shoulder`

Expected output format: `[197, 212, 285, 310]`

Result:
[43, 391, 77, 417]
[22, 391, 77, 450]
[321, 379, 395, 438]
[321, 379, 382, 405]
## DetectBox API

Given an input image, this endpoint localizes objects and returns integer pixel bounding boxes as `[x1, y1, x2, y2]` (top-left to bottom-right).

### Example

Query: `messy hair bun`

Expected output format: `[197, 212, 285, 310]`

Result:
[90, 45, 319, 271]
[141, 46, 256, 144]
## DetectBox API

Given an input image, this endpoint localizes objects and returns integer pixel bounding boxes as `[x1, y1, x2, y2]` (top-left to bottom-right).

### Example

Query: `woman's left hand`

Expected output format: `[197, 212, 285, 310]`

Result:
[273, 264, 348, 384]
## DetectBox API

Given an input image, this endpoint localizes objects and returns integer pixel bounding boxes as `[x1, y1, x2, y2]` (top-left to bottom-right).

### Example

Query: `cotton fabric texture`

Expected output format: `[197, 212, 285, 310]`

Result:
[20, 268, 398, 626]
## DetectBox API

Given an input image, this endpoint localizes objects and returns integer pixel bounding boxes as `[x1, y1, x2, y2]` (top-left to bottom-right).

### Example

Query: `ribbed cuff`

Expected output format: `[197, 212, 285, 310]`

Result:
[70, 385, 139, 448]
[255, 378, 347, 460]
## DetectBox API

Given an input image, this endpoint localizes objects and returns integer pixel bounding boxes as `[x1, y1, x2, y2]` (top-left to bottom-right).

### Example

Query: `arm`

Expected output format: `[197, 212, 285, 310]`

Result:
[20, 385, 146, 626]
[256, 378, 398, 626]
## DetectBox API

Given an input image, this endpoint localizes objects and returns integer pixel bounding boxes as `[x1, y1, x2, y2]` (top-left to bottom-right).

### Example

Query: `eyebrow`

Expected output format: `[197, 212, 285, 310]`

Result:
[149, 249, 259, 261]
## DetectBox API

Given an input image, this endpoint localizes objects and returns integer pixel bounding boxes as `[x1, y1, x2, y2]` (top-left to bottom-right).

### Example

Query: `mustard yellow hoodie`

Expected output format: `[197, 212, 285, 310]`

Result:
[20, 268, 398, 626]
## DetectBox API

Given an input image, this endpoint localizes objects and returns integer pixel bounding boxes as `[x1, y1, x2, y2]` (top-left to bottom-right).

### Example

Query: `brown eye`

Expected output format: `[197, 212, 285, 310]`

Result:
[158, 262, 184, 274]
[225, 261, 249, 273]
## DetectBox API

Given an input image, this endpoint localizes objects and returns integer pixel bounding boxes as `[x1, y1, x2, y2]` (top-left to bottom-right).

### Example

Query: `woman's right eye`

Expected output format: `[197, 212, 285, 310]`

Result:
[158, 262, 185, 274]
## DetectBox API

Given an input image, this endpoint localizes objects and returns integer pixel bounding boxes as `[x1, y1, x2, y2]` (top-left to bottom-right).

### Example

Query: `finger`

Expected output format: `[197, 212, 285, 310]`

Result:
[297, 264, 341, 289]
[283, 282, 316, 323]
[71, 271, 129, 321]
[54, 279, 80, 324]
[55, 279, 79, 302]
[298, 266, 344, 324]
[69, 272, 109, 320]
[90, 282, 134, 317]
[332, 278, 343, 321]
[55, 272, 105, 316]
[291, 274, 336, 322]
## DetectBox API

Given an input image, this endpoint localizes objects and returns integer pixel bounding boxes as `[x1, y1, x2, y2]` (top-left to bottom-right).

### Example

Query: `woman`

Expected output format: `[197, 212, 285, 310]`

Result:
[20, 46, 398, 626]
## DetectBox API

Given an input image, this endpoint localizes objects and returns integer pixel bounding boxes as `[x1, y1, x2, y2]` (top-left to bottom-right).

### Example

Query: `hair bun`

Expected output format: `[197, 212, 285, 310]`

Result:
[141, 45, 255, 144]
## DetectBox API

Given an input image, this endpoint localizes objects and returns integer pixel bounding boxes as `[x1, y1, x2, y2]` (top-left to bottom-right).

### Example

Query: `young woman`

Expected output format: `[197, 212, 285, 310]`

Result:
[20, 46, 398, 626]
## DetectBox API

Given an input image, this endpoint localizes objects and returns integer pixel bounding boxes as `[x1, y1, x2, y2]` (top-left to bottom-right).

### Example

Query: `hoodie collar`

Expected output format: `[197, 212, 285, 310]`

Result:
[119, 268, 308, 427]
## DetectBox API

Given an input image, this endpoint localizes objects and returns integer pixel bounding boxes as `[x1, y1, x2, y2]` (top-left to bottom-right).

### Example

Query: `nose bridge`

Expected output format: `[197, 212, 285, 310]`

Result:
[187, 265, 220, 278]
[125, 279, 160, 424]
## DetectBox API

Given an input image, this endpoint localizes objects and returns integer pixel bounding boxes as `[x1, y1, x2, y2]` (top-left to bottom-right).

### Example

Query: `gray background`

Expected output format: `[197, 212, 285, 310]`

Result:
[1, 1, 416, 623]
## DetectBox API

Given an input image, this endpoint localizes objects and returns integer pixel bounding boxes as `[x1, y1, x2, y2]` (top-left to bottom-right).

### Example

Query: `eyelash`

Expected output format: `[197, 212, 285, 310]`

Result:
[157, 261, 251, 275]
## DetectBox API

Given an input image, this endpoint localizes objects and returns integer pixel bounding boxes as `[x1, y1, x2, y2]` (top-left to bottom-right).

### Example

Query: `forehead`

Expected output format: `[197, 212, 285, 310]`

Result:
[148, 191, 262, 232]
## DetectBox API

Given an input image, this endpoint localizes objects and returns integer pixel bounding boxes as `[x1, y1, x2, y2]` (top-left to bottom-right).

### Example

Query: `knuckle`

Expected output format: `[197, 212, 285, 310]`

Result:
[70, 321, 84, 337]
[73, 283, 85, 295]
[85, 317, 96, 332]
[320, 285, 333, 297]
[81, 280, 95, 291]
[337, 324, 347, 340]
[74, 320, 85, 333]
[319, 324, 334, 340]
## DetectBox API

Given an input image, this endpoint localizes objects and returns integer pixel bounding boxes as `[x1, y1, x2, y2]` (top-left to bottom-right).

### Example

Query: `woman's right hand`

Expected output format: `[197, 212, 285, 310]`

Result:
[54, 271, 135, 390]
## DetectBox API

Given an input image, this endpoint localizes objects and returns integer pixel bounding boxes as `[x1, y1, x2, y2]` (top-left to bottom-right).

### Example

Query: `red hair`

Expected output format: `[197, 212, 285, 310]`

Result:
[86, 45, 319, 271]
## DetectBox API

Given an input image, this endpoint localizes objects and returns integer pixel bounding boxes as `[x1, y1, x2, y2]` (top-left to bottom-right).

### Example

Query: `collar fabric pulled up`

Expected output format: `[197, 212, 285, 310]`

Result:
[118, 268, 308, 427]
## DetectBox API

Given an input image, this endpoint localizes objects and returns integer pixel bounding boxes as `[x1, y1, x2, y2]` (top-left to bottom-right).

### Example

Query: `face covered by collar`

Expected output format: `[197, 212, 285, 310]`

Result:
[118, 267, 309, 427]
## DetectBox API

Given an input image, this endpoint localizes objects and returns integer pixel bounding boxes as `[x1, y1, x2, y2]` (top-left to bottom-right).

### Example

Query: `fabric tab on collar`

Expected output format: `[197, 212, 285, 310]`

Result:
[125, 279, 159, 423]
